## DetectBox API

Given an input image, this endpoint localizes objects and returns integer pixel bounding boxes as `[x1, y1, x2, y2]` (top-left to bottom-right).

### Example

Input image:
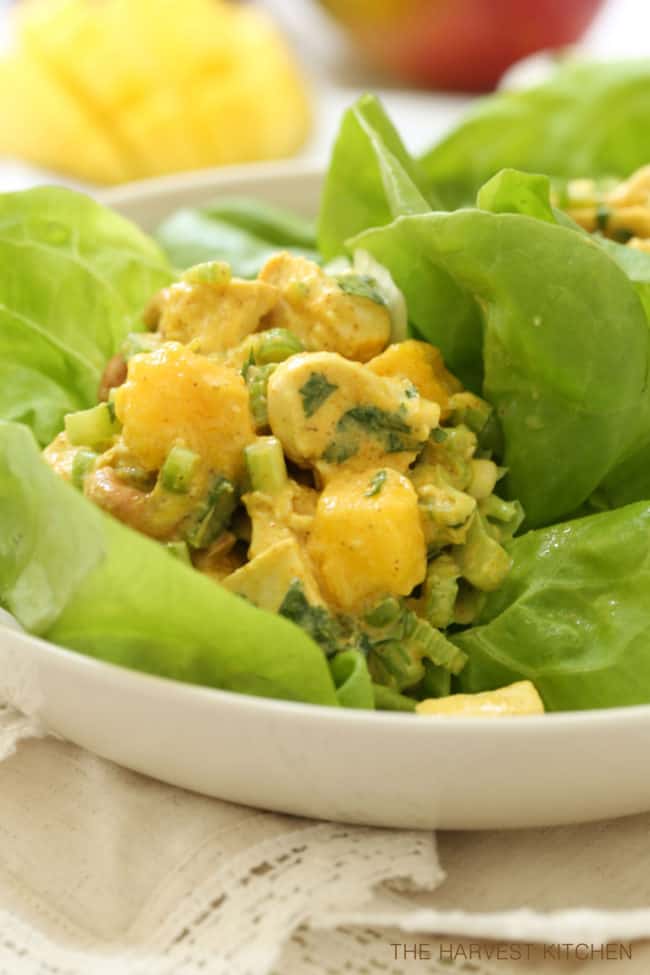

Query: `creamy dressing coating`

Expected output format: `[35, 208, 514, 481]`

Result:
[43, 251, 523, 710]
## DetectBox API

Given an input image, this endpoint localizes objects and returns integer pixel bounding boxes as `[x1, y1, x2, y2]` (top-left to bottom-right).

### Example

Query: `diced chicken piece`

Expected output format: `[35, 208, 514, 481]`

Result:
[244, 479, 318, 560]
[308, 468, 426, 613]
[223, 537, 323, 612]
[629, 237, 650, 253]
[42, 431, 77, 482]
[259, 253, 391, 362]
[266, 351, 439, 481]
[112, 343, 255, 480]
[368, 340, 462, 420]
[154, 278, 279, 355]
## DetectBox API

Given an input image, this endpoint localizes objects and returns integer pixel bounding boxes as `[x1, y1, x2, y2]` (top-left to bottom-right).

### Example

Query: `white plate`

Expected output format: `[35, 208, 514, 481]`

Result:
[3, 162, 649, 831]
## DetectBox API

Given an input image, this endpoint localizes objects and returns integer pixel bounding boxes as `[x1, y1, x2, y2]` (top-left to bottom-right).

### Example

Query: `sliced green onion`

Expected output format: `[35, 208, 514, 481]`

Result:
[64, 402, 121, 448]
[245, 437, 287, 495]
[255, 328, 303, 365]
[160, 445, 200, 494]
[71, 448, 98, 490]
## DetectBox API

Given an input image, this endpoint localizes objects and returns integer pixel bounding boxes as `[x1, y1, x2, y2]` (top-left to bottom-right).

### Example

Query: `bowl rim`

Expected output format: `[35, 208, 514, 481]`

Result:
[96, 158, 325, 209]
[6, 620, 650, 730]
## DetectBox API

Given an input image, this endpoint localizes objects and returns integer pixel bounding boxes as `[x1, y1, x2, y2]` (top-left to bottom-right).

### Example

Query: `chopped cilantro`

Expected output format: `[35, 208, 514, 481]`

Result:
[339, 405, 419, 453]
[299, 372, 338, 418]
[322, 440, 358, 464]
[279, 580, 343, 656]
[322, 404, 424, 464]
[365, 469, 387, 497]
[336, 273, 386, 306]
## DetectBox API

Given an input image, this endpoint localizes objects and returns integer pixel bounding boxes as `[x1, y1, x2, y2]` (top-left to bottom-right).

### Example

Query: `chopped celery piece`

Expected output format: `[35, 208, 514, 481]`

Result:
[185, 476, 237, 550]
[404, 615, 467, 675]
[454, 512, 512, 592]
[448, 392, 492, 433]
[165, 541, 192, 565]
[479, 495, 525, 540]
[64, 402, 121, 448]
[160, 445, 199, 494]
[364, 596, 402, 628]
[372, 683, 416, 712]
[366, 604, 467, 692]
[245, 437, 287, 495]
[418, 660, 452, 699]
[71, 448, 97, 490]
[422, 554, 459, 629]
[181, 261, 232, 286]
[247, 363, 276, 428]
[368, 638, 420, 690]
[255, 329, 303, 365]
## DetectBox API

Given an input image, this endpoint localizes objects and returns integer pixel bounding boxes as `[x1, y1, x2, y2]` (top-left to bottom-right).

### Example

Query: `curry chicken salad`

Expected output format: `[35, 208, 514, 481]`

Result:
[44, 252, 542, 717]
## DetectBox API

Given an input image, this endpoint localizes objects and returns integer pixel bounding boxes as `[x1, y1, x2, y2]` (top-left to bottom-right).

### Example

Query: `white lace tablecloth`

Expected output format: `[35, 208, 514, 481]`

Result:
[2, 705, 650, 974]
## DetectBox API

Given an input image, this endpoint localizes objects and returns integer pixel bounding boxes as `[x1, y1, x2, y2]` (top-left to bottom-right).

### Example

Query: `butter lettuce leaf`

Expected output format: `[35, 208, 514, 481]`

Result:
[156, 196, 318, 276]
[318, 93, 433, 261]
[352, 208, 650, 526]
[319, 95, 483, 390]
[0, 422, 337, 706]
[454, 502, 650, 711]
[0, 186, 172, 445]
[421, 60, 650, 208]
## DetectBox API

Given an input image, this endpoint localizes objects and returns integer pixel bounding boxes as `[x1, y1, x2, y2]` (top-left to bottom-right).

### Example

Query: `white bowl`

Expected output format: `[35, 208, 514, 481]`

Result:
[3, 162, 648, 831]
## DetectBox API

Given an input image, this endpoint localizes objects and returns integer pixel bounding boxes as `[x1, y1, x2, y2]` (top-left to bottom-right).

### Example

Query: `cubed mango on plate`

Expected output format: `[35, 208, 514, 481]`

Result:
[2, 0, 311, 183]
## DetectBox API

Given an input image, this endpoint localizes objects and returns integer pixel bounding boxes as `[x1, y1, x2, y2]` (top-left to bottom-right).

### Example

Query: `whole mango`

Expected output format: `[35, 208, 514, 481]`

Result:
[320, 0, 605, 92]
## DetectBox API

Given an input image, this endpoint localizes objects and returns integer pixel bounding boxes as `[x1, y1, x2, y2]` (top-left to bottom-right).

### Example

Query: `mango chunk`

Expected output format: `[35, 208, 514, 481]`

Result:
[416, 681, 544, 718]
[112, 343, 255, 480]
[0, 52, 128, 184]
[308, 468, 426, 613]
[368, 340, 462, 420]
[9, 0, 311, 183]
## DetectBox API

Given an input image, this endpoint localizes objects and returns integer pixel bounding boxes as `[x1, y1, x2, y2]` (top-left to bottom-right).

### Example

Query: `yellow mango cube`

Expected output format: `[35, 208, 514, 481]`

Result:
[113, 343, 255, 481]
[369, 340, 462, 419]
[416, 681, 545, 718]
[308, 468, 426, 612]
